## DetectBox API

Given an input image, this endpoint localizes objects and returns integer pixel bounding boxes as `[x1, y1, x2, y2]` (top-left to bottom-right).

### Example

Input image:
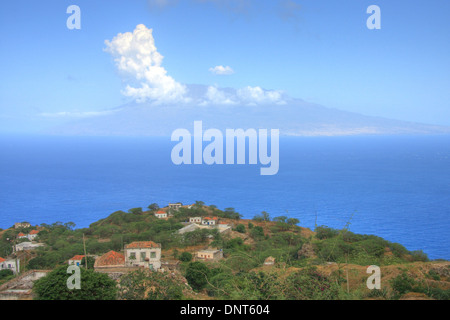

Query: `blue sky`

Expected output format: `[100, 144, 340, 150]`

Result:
[0, 0, 449, 133]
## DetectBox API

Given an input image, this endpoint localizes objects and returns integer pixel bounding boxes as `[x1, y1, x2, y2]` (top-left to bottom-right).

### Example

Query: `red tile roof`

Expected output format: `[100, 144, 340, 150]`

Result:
[203, 217, 218, 220]
[70, 255, 85, 261]
[156, 211, 166, 214]
[18, 233, 25, 237]
[29, 230, 39, 235]
[0, 257, 5, 263]
[125, 241, 160, 249]
[95, 251, 125, 267]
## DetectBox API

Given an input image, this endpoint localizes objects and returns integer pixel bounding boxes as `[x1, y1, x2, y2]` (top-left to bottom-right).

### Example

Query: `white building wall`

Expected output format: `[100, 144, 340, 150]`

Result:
[125, 247, 161, 270]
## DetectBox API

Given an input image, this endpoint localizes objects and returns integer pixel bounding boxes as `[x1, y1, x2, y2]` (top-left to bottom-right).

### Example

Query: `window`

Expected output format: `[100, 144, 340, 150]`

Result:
[150, 251, 156, 259]
[140, 252, 146, 262]
[129, 252, 136, 260]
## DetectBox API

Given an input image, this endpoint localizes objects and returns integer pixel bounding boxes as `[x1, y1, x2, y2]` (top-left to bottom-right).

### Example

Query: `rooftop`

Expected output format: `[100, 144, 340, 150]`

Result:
[70, 255, 85, 261]
[125, 241, 161, 249]
[94, 251, 125, 267]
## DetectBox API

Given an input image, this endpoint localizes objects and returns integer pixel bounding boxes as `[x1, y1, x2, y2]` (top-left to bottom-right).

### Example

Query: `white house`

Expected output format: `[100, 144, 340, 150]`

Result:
[68, 255, 85, 266]
[154, 211, 168, 219]
[14, 222, 31, 229]
[201, 217, 218, 226]
[125, 241, 162, 271]
[14, 242, 44, 252]
[27, 230, 39, 241]
[0, 257, 20, 274]
[189, 217, 202, 224]
[17, 233, 27, 239]
[168, 203, 182, 211]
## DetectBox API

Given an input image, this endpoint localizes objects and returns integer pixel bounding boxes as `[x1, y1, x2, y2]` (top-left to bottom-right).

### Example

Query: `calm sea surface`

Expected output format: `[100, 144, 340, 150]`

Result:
[0, 135, 449, 259]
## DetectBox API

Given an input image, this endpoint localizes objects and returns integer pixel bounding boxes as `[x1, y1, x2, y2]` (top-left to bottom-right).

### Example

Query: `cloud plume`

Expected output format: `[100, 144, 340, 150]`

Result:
[104, 24, 188, 104]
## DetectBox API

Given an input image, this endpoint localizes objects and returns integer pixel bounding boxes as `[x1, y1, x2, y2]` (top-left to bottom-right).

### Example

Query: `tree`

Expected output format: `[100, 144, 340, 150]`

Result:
[33, 265, 117, 300]
[63, 222, 76, 231]
[80, 256, 96, 269]
[273, 216, 287, 223]
[128, 208, 143, 215]
[252, 215, 264, 222]
[234, 224, 246, 233]
[287, 218, 300, 226]
[179, 252, 193, 262]
[0, 269, 14, 280]
[250, 226, 265, 239]
[147, 203, 160, 212]
[194, 201, 205, 208]
[261, 211, 270, 221]
[185, 262, 210, 291]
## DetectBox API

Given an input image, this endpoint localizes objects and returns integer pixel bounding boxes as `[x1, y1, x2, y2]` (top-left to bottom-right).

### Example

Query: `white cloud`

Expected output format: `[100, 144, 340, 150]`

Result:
[200, 85, 285, 106]
[201, 86, 237, 105]
[209, 65, 235, 75]
[237, 86, 286, 105]
[104, 24, 188, 104]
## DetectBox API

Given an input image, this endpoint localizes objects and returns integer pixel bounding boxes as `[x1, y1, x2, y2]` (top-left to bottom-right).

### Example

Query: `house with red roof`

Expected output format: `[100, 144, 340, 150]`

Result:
[201, 217, 218, 226]
[0, 256, 20, 274]
[68, 255, 85, 267]
[125, 241, 161, 270]
[154, 210, 168, 219]
[27, 230, 40, 241]
[17, 232, 27, 239]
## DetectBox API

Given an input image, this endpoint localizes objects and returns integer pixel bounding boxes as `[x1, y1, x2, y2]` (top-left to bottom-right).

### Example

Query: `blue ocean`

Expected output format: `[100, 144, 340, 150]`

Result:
[0, 135, 449, 260]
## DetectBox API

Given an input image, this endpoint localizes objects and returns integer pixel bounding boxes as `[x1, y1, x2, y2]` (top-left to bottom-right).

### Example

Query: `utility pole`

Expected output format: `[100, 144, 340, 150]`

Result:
[83, 234, 88, 269]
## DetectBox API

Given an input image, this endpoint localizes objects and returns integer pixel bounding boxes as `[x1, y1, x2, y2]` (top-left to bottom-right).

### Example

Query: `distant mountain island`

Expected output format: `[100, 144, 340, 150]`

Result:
[48, 85, 450, 136]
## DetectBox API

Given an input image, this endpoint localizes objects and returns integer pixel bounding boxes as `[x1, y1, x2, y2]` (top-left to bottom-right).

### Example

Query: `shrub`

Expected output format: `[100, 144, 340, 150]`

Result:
[119, 269, 183, 300]
[315, 226, 339, 240]
[0, 269, 14, 280]
[185, 262, 210, 291]
[390, 272, 416, 296]
[234, 224, 246, 233]
[410, 250, 429, 262]
[179, 252, 193, 262]
[284, 267, 340, 300]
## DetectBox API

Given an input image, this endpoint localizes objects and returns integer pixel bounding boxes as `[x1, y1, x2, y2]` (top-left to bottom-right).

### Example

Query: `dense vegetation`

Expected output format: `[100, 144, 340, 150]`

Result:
[1, 201, 447, 300]
[33, 265, 117, 300]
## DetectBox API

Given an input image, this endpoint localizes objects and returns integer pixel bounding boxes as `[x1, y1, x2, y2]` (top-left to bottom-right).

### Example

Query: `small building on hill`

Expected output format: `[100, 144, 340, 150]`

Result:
[0, 257, 20, 274]
[68, 255, 85, 267]
[154, 211, 168, 219]
[196, 249, 223, 261]
[125, 241, 162, 271]
[189, 217, 202, 224]
[27, 230, 39, 241]
[14, 222, 31, 229]
[202, 217, 218, 226]
[168, 203, 182, 211]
